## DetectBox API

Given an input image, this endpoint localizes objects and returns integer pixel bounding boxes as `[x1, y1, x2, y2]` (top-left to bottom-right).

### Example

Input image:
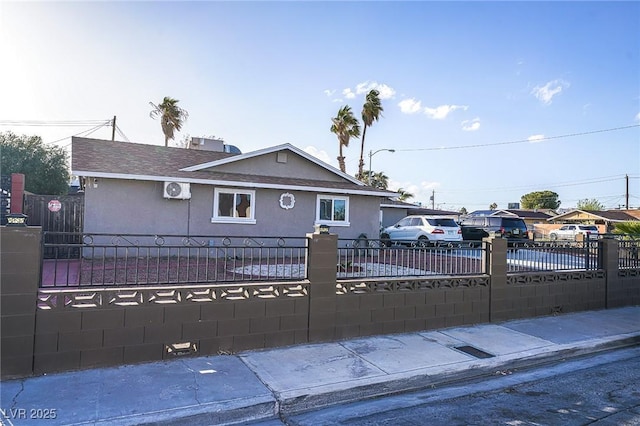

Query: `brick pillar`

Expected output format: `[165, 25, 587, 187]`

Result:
[600, 237, 620, 308]
[306, 231, 338, 342]
[487, 237, 508, 322]
[10, 173, 25, 214]
[1, 226, 42, 378]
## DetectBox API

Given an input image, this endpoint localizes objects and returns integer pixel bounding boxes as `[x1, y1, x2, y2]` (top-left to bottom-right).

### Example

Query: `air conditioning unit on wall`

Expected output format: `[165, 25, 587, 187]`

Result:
[163, 182, 191, 200]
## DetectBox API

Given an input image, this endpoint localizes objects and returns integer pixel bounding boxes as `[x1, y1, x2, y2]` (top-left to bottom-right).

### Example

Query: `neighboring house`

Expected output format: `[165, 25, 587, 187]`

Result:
[380, 199, 460, 229]
[71, 137, 396, 240]
[547, 209, 640, 233]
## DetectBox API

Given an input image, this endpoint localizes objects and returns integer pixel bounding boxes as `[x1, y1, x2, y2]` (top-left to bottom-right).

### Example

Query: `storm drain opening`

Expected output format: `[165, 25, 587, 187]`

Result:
[454, 345, 495, 359]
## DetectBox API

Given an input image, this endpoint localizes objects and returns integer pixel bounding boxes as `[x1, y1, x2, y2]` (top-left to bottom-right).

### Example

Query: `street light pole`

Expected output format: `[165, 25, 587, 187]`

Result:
[368, 148, 395, 186]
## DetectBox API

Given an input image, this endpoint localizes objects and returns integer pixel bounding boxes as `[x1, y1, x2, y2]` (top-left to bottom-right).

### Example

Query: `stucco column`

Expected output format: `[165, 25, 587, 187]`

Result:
[1, 226, 42, 378]
[487, 237, 508, 322]
[306, 231, 338, 342]
[599, 237, 619, 308]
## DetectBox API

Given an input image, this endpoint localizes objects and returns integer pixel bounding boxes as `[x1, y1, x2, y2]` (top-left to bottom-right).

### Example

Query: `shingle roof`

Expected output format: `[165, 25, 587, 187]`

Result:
[549, 209, 639, 222]
[72, 137, 395, 196]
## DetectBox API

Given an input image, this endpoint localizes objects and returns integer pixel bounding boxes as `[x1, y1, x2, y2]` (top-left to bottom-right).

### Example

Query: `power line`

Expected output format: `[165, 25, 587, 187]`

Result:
[50, 123, 112, 146]
[0, 119, 111, 127]
[398, 124, 640, 152]
[115, 125, 130, 142]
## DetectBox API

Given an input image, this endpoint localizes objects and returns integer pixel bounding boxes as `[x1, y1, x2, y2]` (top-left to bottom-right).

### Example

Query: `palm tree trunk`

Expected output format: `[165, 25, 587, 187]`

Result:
[358, 125, 368, 178]
[338, 143, 345, 172]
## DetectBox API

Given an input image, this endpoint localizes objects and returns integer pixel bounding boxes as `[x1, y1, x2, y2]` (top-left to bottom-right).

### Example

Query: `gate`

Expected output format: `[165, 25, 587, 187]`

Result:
[24, 194, 84, 258]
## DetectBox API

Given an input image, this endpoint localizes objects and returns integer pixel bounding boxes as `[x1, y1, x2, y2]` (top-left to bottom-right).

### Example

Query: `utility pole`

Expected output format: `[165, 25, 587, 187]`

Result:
[626, 174, 629, 210]
[111, 116, 116, 141]
[430, 190, 435, 210]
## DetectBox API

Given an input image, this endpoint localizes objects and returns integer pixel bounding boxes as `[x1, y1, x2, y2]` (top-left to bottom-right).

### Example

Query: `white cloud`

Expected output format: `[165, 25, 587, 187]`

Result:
[635, 112, 640, 122]
[527, 134, 545, 143]
[398, 98, 423, 114]
[303, 146, 336, 168]
[354, 81, 396, 99]
[342, 88, 356, 99]
[424, 104, 468, 120]
[461, 118, 481, 131]
[323, 89, 335, 97]
[531, 79, 570, 105]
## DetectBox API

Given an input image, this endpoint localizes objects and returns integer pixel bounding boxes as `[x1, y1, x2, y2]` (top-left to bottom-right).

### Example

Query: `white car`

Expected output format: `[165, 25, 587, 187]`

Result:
[549, 225, 599, 241]
[381, 215, 463, 247]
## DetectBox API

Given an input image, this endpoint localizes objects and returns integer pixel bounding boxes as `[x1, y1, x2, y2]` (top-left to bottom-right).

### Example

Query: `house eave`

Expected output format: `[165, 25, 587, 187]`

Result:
[73, 170, 395, 197]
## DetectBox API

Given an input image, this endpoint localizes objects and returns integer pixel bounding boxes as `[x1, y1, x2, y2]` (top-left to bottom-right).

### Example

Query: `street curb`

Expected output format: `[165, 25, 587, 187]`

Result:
[272, 333, 640, 417]
[104, 395, 278, 426]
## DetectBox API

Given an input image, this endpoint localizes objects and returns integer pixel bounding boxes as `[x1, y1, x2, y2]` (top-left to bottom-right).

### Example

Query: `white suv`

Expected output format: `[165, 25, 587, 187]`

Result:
[549, 224, 599, 241]
[381, 215, 462, 247]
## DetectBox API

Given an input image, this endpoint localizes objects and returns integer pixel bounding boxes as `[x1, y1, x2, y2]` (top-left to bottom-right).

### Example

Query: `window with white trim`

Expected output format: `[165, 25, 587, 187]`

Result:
[212, 188, 256, 223]
[316, 195, 349, 226]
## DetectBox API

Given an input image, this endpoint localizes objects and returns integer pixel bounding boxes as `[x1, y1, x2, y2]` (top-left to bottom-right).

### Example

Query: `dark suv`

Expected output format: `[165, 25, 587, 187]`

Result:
[459, 216, 530, 243]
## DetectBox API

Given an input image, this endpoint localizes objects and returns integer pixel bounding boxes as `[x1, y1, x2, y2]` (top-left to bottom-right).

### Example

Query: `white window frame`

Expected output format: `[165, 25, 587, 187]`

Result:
[315, 194, 350, 227]
[212, 188, 256, 224]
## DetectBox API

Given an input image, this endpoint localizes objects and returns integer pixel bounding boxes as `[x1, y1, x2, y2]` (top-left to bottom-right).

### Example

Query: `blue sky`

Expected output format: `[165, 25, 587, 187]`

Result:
[1, 1, 639, 211]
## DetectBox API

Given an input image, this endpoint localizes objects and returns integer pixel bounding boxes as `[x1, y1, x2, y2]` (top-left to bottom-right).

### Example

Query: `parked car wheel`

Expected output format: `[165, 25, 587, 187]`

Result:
[550, 233, 558, 241]
[380, 233, 391, 247]
[416, 236, 430, 248]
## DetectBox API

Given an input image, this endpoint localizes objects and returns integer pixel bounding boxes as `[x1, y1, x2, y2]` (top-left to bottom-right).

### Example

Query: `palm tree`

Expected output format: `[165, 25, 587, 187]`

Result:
[358, 89, 384, 178]
[369, 171, 389, 190]
[330, 105, 360, 173]
[149, 97, 189, 147]
[396, 188, 414, 202]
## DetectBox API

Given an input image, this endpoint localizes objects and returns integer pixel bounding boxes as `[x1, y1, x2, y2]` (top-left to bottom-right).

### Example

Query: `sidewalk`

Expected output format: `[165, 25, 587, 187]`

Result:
[1, 306, 638, 426]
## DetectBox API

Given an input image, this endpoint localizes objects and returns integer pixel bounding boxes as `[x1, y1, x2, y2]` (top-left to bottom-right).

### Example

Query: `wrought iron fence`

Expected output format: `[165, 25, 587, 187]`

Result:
[337, 238, 485, 278]
[41, 232, 308, 288]
[618, 238, 640, 269]
[506, 240, 600, 273]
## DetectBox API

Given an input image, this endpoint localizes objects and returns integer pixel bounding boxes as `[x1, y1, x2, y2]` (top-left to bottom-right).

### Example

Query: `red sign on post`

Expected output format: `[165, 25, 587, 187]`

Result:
[48, 199, 62, 212]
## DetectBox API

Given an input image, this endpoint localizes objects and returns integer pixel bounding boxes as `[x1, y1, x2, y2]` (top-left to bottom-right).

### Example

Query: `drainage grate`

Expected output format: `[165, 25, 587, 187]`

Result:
[454, 345, 495, 359]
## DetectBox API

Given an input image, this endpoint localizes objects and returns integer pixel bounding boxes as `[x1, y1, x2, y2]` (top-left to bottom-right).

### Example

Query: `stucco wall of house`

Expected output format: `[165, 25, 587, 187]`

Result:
[203, 151, 346, 182]
[381, 208, 409, 229]
[84, 179, 381, 240]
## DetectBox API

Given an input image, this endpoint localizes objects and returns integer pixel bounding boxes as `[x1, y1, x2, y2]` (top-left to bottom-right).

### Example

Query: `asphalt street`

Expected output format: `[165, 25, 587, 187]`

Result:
[274, 346, 640, 426]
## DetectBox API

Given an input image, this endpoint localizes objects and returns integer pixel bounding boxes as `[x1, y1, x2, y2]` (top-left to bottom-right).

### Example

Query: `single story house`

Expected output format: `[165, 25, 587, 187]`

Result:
[547, 209, 639, 233]
[71, 137, 396, 241]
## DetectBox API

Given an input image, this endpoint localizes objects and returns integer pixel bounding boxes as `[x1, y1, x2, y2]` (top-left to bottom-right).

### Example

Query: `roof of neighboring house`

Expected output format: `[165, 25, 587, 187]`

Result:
[467, 209, 553, 220]
[548, 209, 639, 223]
[72, 137, 395, 197]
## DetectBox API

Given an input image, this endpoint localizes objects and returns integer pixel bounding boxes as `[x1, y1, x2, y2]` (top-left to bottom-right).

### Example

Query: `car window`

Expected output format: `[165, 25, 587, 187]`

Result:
[411, 217, 423, 226]
[397, 218, 412, 227]
[426, 218, 458, 227]
[579, 226, 598, 231]
[488, 217, 501, 226]
[502, 218, 526, 228]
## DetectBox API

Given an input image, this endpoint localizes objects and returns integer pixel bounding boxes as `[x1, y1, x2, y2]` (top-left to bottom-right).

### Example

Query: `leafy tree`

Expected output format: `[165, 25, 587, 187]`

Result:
[577, 198, 604, 211]
[369, 171, 389, 190]
[0, 131, 69, 195]
[489, 202, 498, 210]
[358, 89, 384, 178]
[330, 105, 360, 173]
[149, 97, 189, 147]
[520, 190, 561, 209]
[396, 188, 414, 202]
[459, 207, 468, 215]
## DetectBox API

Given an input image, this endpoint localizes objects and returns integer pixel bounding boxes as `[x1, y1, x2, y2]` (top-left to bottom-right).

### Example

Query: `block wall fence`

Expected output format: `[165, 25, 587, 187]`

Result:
[1, 226, 638, 379]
